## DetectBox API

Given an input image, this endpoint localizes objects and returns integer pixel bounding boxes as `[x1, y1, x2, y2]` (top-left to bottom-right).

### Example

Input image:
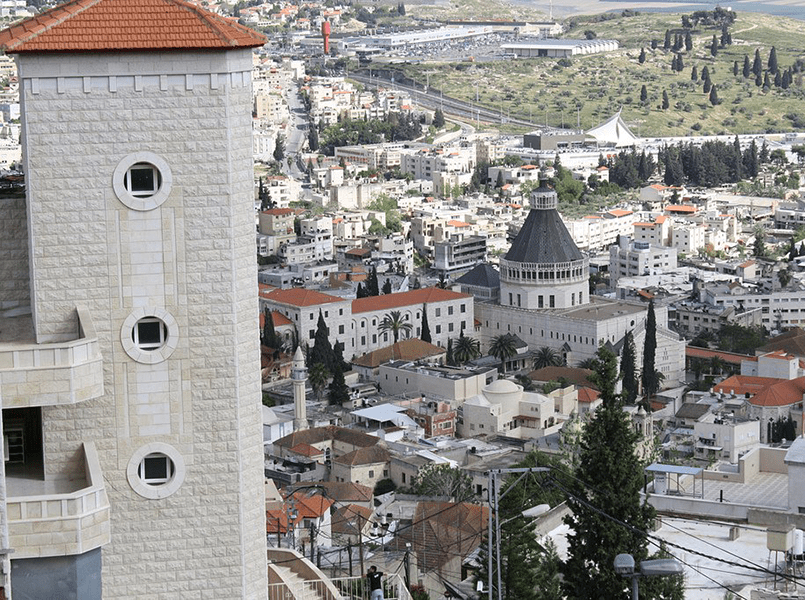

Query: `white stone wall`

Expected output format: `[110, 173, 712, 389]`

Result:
[0, 185, 29, 309]
[19, 50, 267, 599]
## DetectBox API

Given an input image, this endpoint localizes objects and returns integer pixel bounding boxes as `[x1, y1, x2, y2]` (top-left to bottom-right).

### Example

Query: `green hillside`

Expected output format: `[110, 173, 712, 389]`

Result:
[399, 10, 805, 137]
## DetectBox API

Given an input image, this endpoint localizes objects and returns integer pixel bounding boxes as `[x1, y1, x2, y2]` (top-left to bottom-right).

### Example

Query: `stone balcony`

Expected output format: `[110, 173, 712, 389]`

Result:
[6, 441, 111, 559]
[0, 306, 104, 408]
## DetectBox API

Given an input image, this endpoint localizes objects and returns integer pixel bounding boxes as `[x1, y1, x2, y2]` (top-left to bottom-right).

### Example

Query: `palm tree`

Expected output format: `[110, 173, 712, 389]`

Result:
[533, 346, 563, 369]
[453, 332, 481, 365]
[709, 355, 727, 377]
[308, 363, 330, 401]
[577, 357, 597, 370]
[379, 310, 413, 344]
[488, 334, 518, 372]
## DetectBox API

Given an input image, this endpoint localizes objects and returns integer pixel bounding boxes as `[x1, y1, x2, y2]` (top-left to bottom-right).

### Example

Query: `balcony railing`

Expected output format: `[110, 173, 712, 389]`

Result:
[268, 574, 412, 600]
[0, 307, 104, 407]
[6, 441, 111, 559]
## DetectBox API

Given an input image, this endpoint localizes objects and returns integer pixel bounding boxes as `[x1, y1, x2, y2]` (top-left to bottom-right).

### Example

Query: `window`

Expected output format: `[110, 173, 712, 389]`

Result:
[436, 325, 442, 334]
[550, 295, 555, 308]
[435, 308, 441, 317]
[448, 306, 454, 315]
[402, 473, 406, 483]
[139, 453, 174, 485]
[309, 330, 315, 339]
[125, 163, 161, 197]
[448, 323, 454, 332]
[132, 317, 167, 351]
[539, 296, 544, 308]
[368, 470, 375, 478]
[339, 325, 345, 334]
[461, 304, 466, 313]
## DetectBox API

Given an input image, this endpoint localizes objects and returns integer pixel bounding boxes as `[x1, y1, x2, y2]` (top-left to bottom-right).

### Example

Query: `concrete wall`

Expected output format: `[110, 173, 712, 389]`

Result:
[648, 495, 751, 521]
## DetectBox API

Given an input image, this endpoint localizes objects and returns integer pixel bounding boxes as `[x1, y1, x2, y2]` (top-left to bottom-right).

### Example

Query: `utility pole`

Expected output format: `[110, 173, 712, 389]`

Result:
[487, 468, 551, 600]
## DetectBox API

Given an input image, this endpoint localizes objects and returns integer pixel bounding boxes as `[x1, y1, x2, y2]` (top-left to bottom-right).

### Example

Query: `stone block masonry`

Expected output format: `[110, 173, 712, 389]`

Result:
[20, 48, 267, 599]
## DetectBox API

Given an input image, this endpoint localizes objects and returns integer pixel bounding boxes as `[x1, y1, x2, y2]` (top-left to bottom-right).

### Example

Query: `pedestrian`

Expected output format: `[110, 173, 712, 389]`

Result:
[366, 565, 384, 600]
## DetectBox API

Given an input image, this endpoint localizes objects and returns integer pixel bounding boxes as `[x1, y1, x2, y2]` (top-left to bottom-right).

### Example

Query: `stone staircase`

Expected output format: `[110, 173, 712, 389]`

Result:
[271, 565, 330, 600]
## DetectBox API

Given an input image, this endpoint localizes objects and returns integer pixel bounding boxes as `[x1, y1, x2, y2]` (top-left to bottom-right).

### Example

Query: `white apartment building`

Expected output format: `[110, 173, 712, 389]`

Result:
[565, 208, 635, 251]
[698, 280, 805, 330]
[693, 414, 760, 463]
[400, 146, 474, 181]
[609, 238, 678, 283]
[377, 362, 496, 401]
[634, 216, 671, 246]
[373, 232, 415, 273]
[279, 216, 333, 264]
[434, 234, 487, 275]
[671, 224, 707, 254]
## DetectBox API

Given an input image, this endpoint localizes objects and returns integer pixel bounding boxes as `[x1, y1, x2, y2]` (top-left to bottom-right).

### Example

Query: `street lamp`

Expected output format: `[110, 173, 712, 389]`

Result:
[614, 553, 684, 600]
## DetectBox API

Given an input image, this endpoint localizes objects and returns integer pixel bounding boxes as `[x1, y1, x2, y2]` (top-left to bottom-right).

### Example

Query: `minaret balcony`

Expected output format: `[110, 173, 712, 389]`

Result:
[6, 441, 111, 559]
[0, 307, 104, 408]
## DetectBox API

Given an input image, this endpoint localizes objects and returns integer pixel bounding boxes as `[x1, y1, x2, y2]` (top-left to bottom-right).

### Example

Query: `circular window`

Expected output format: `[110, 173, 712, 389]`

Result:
[127, 443, 186, 499]
[121, 307, 178, 364]
[113, 152, 172, 211]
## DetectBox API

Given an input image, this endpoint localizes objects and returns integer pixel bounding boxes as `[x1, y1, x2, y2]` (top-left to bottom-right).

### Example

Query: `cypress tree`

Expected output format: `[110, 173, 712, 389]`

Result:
[743, 55, 751, 78]
[382, 278, 392, 294]
[562, 346, 682, 600]
[752, 48, 762, 76]
[775, 71, 782, 87]
[710, 34, 718, 57]
[311, 310, 335, 372]
[691, 65, 698, 81]
[755, 72, 763, 87]
[709, 84, 719, 105]
[676, 53, 684, 71]
[620, 331, 638, 404]
[641, 299, 657, 400]
[663, 29, 671, 50]
[367, 266, 380, 296]
[328, 365, 350, 405]
[639, 84, 647, 103]
[446, 338, 454, 366]
[420, 304, 432, 343]
[769, 46, 778, 74]
[639, 47, 646, 64]
[733, 60, 739, 76]
[763, 72, 771, 89]
[684, 30, 692, 51]
[661, 90, 670, 109]
[703, 78, 711, 94]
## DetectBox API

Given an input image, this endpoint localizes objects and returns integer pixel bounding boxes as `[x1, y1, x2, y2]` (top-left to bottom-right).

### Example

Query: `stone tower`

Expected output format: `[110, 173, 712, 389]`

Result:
[499, 180, 589, 310]
[292, 346, 309, 430]
[0, 1, 268, 598]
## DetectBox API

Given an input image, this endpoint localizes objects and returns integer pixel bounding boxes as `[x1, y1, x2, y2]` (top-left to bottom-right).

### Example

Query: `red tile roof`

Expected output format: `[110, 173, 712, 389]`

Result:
[750, 377, 805, 407]
[352, 287, 469, 314]
[0, 0, 265, 53]
[714, 375, 782, 398]
[685, 346, 752, 365]
[263, 287, 344, 308]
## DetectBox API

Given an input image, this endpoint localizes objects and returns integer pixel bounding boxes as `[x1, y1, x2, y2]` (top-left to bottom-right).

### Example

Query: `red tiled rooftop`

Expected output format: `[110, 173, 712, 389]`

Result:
[713, 375, 782, 398]
[0, 0, 266, 53]
[608, 209, 632, 217]
[352, 287, 469, 314]
[666, 204, 696, 213]
[263, 287, 344, 308]
[685, 346, 752, 365]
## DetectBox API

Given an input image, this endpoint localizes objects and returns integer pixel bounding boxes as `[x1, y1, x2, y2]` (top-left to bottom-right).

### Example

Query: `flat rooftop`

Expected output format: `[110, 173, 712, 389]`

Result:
[559, 296, 645, 321]
[700, 471, 789, 510]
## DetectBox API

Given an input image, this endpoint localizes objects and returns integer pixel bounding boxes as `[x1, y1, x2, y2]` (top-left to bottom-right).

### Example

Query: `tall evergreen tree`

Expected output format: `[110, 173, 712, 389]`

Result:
[709, 84, 719, 105]
[562, 346, 682, 600]
[328, 364, 350, 405]
[733, 60, 739, 76]
[701, 65, 710, 81]
[639, 85, 648, 103]
[641, 299, 658, 400]
[743, 54, 751, 77]
[752, 48, 763, 76]
[620, 331, 638, 405]
[744, 140, 759, 178]
[710, 34, 718, 56]
[638, 47, 646, 63]
[420, 304, 432, 343]
[731, 135, 743, 181]
[661, 90, 670, 110]
[311, 310, 335, 371]
[684, 30, 692, 51]
[446, 338, 455, 366]
[768, 46, 778, 74]
[382, 278, 392, 294]
[675, 53, 684, 71]
[433, 108, 446, 128]
[690, 65, 698, 81]
[367, 266, 380, 296]
[663, 29, 671, 50]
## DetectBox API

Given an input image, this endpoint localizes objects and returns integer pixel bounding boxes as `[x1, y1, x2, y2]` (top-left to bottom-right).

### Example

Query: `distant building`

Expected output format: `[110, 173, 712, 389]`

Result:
[501, 38, 618, 58]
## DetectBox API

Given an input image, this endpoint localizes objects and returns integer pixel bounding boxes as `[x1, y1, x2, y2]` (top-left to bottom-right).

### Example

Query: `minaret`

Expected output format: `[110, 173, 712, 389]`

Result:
[0, 1, 268, 597]
[292, 346, 309, 430]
